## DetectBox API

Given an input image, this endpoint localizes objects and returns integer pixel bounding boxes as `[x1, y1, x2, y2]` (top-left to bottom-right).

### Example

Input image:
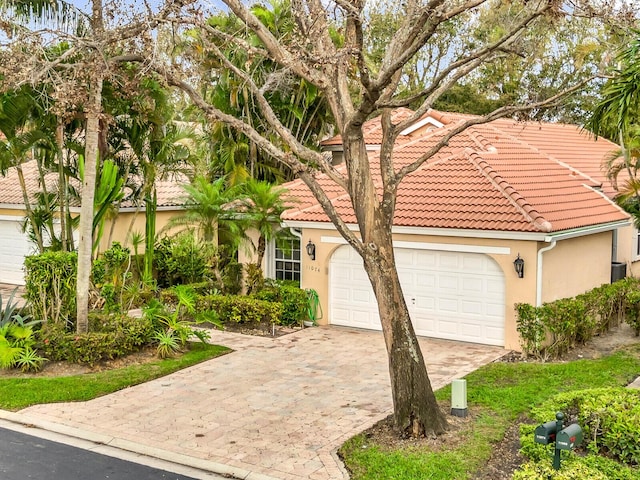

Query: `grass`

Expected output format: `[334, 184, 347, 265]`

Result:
[0, 342, 229, 411]
[340, 344, 640, 480]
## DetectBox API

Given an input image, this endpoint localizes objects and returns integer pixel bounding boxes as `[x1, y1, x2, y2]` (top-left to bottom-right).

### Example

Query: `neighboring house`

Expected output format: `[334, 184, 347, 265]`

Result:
[256, 109, 633, 350]
[0, 160, 186, 284]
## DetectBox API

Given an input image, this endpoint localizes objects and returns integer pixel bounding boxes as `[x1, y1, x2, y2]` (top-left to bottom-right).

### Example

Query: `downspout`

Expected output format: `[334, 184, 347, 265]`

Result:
[536, 238, 557, 307]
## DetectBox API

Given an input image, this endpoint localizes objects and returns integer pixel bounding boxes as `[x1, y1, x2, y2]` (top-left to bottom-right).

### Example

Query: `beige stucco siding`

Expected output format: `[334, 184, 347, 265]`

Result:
[539, 231, 612, 304]
[616, 225, 634, 266]
[0, 209, 22, 218]
[99, 210, 178, 253]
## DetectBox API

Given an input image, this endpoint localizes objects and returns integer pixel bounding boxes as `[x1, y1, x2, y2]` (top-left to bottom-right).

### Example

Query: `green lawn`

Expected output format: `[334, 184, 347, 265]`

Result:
[0, 343, 229, 411]
[340, 344, 640, 480]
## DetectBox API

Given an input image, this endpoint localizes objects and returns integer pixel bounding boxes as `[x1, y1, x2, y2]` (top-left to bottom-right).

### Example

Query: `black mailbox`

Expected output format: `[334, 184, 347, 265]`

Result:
[534, 421, 559, 445]
[556, 424, 583, 451]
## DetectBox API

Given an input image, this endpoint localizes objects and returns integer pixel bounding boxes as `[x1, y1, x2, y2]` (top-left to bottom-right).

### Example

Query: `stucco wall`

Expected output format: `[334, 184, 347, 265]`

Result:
[98, 210, 178, 253]
[539, 231, 613, 304]
[0, 209, 23, 218]
[2, 207, 180, 254]
[616, 224, 634, 266]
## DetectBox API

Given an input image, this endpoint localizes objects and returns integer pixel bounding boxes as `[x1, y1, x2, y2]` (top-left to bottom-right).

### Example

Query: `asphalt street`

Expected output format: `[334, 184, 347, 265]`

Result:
[0, 427, 199, 480]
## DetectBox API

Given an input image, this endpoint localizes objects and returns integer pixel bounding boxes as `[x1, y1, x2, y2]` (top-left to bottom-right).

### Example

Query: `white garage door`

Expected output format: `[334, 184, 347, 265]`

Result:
[0, 219, 32, 285]
[329, 245, 505, 346]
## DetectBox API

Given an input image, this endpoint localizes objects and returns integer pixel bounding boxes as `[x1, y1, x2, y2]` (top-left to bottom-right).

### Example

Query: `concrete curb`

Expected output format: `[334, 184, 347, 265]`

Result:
[0, 410, 283, 480]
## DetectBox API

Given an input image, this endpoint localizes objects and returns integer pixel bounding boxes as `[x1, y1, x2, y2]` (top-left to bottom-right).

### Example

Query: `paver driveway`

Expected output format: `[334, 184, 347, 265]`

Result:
[20, 327, 505, 480]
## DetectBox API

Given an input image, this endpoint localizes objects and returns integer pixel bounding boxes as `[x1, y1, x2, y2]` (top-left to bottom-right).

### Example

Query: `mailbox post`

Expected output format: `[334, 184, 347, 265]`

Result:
[553, 412, 564, 470]
[533, 412, 582, 471]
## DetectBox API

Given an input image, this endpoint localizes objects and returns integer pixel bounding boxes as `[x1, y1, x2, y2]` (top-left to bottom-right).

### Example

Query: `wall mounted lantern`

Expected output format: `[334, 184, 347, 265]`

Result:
[306, 240, 316, 261]
[514, 253, 525, 278]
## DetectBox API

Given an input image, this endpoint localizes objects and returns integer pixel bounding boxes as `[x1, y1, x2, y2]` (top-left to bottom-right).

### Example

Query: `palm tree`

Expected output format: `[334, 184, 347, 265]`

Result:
[589, 34, 640, 226]
[237, 179, 288, 268]
[110, 78, 197, 282]
[187, 0, 333, 184]
[168, 176, 244, 248]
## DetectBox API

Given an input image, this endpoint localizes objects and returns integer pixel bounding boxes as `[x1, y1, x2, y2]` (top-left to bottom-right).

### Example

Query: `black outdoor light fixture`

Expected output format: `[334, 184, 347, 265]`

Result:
[514, 253, 525, 278]
[306, 239, 316, 261]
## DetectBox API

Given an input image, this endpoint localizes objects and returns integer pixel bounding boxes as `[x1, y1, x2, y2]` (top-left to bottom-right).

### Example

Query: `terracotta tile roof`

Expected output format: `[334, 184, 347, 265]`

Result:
[283, 110, 628, 234]
[0, 160, 187, 209]
[320, 108, 416, 147]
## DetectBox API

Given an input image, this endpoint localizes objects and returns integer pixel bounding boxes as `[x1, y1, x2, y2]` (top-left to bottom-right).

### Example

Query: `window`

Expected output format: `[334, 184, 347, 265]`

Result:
[275, 237, 301, 283]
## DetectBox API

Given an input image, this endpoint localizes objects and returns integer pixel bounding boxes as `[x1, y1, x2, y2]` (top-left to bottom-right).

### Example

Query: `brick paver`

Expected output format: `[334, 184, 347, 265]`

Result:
[21, 327, 505, 479]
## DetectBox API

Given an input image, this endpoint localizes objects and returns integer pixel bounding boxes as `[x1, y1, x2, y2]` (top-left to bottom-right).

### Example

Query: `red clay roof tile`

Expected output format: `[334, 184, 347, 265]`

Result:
[283, 110, 628, 233]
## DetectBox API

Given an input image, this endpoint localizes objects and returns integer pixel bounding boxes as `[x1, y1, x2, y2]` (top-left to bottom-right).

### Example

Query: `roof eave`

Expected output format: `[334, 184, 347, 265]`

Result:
[281, 219, 631, 242]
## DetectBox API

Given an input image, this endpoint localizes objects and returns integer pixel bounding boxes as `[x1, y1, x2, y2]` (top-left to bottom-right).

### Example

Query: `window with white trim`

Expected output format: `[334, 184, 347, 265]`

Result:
[635, 228, 640, 261]
[274, 237, 301, 284]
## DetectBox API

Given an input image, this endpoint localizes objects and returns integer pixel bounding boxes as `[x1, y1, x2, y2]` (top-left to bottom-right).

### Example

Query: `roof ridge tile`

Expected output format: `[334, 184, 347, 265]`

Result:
[465, 149, 553, 233]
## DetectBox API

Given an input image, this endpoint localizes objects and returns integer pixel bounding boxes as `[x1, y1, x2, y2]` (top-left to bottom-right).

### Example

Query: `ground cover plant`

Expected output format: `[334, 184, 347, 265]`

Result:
[0, 342, 228, 411]
[339, 342, 640, 480]
[516, 388, 640, 479]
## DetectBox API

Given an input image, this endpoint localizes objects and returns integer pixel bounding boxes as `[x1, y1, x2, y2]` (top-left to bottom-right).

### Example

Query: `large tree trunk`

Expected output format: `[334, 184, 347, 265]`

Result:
[343, 131, 448, 437]
[363, 233, 449, 437]
[76, 76, 103, 333]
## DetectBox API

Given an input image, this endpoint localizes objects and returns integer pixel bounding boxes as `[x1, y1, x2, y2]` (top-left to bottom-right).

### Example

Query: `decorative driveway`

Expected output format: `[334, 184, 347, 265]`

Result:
[18, 327, 505, 480]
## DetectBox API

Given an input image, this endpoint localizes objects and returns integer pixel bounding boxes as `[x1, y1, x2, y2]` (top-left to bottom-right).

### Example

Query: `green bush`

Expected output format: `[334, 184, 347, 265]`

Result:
[624, 289, 640, 336]
[253, 284, 309, 326]
[516, 278, 640, 359]
[517, 388, 640, 479]
[155, 234, 209, 287]
[142, 288, 212, 358]
[197, 294, 283, 325]
[37, 314, 154, 366]
[530, 388, 640, 466]
[92, 242, 132, 313]
[513, 459, 609, 480]
[24, 251, 77, 325]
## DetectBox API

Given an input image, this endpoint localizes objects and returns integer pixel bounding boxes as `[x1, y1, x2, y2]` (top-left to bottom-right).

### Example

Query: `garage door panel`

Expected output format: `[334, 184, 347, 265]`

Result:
[0, 220, 31, 285]
[395, 249, 414, 266]
[486, 278, 504, 294]
[461, 299, 483, 315]
[486, 302, 504, 317]
[462, 255, 485, 272]
[415, 251, 437, 267]
[462, 276, 484, 294]
[460, 321, 482, 336]
[352, 288, 374, 304]
[438, 275, 459, 292]
[415, 272, 436, 288]
[329, 245, 505, 346]
[438, 298, 459, 313]
[438, 253, 461, 269]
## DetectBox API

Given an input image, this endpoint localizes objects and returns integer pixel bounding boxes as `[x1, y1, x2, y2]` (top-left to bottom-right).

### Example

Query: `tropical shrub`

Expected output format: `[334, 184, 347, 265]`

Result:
[516, 277, 640, 359]
[37, 313, 155, 366]
[197, 294, 283, 325]
[529, 388, 640, 466]
[92, 242, 132, 313]
[24, 251, 77, 325]
[143, 286, 212, 358]
[624, 288, 640, 335]
[253, 283, 309, 326]
[155, 233, 210, 287]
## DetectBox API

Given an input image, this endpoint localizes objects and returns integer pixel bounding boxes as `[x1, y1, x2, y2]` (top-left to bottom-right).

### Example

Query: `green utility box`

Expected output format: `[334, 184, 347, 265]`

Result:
[534, 421, 559, 445]
[556, 424, 583, 450]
